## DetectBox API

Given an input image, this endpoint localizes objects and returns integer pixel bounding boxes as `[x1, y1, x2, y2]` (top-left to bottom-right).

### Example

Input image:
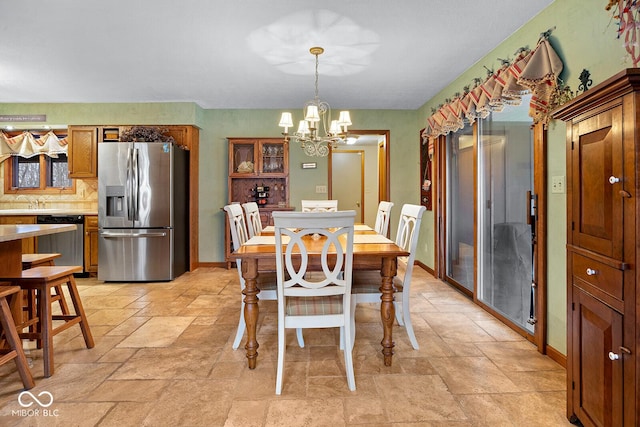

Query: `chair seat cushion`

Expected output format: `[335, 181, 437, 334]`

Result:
[351, 269, 403, 294]
[286, 295, 343, 316]
[256, 272, 278, 291]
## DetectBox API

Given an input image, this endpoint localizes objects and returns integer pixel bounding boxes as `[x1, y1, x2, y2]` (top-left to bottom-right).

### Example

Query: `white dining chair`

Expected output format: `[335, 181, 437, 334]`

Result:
[374, 201, 394, 237]
[272, 210, 356, 395]
[300, 199, 338, 212]
[350, 203, 426, 350]
[242, 202, 263, 238]
[224, 203, 303, 350]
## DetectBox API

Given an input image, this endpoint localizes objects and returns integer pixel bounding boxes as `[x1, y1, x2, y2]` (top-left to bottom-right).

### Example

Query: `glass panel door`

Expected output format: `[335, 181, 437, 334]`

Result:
[446, 124, 475, 292]
[477, 99, 534, 332]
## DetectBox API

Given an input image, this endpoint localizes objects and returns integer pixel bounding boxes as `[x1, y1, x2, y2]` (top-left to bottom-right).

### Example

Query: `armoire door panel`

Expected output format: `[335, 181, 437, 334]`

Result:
[573, 287, 623, 427]
[571, 106, 623, 260]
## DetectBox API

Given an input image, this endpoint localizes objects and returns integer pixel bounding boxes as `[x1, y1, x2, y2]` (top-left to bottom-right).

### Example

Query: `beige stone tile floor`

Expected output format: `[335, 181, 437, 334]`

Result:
[0, 267, 572, 426]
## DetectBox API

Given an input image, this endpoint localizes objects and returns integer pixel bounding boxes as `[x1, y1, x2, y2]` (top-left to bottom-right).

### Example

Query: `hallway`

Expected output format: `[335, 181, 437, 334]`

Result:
[0, 267, 570, 426]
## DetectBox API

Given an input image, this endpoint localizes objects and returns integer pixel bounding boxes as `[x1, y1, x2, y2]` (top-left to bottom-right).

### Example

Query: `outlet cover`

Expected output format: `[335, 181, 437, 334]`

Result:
[551, 175, 565, 194]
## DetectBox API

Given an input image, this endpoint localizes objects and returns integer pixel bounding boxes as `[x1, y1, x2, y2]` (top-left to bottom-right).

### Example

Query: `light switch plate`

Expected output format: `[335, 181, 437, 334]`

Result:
[315, 185, 327, 194]
[551, 175, 565, 194]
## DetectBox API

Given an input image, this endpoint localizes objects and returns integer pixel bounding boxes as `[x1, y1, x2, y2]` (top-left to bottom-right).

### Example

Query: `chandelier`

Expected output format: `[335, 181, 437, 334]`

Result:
[278, 47, 352, 157]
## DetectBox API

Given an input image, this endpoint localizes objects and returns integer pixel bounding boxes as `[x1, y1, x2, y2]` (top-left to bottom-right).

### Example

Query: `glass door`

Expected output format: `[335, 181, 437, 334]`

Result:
[445, 124, 475, 292]
[477, 99, 534, 332]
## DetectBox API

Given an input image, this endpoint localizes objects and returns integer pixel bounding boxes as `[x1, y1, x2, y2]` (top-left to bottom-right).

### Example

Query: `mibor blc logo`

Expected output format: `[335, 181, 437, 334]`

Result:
[12, 391, 59, 417]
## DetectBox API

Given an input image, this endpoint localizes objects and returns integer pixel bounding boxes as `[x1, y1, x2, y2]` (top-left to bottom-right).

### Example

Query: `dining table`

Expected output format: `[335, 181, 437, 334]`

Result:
[229, 223, 410, 369]
[0, 224, 77, 277]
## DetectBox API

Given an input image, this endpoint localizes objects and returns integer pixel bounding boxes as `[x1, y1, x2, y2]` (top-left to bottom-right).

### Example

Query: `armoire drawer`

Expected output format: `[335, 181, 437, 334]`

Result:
[572, 252, 623, 302]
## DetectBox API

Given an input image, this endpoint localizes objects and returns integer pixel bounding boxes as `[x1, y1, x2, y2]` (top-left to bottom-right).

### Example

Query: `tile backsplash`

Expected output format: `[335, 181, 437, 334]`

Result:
[0, 169, 98, 211]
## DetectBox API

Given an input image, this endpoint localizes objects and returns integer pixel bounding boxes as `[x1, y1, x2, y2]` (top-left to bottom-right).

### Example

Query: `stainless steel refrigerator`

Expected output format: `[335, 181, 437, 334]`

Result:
[97, 141, 188, 281]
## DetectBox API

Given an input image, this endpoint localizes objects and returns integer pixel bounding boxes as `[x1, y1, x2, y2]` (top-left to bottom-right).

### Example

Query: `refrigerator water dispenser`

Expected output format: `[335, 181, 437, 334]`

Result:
[106, 185, 126, 217]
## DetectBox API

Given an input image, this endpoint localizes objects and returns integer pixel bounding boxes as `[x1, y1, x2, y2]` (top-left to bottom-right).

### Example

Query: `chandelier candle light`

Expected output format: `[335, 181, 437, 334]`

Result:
[279, 47, 352, 157]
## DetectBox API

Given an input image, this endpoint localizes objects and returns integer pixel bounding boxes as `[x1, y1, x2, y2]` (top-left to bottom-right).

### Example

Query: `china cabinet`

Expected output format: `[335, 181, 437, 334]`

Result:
[554, 68, 640, 427]
[225, 138, 293, 267]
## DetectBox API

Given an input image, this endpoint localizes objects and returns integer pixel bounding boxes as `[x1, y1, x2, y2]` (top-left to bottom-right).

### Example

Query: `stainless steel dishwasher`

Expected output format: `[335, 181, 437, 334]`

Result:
[36, 215, 85, 272]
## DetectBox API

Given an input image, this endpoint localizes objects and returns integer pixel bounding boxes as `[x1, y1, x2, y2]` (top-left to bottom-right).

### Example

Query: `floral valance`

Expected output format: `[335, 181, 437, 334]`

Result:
[422, 33, 564, 141]
[0, 130, 68, 163]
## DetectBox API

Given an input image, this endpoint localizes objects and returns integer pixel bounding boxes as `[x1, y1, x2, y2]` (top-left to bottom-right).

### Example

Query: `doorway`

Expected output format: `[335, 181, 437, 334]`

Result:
[329, 130, 390, 227]
[331, 150, 364, 222]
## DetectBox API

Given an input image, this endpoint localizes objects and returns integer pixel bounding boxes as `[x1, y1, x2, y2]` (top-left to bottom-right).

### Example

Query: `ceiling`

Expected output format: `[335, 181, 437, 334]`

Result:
[0, 1, 554, 110]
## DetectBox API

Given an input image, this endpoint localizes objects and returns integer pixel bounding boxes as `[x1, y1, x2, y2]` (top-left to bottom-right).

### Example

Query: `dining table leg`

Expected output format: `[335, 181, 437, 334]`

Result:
[241, 258, 260, 369]
[380, 256, 397, 366]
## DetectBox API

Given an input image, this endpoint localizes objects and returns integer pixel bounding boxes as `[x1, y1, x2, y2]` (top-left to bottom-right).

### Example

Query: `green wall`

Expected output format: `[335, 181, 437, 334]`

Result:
[416, 0, 626, 355]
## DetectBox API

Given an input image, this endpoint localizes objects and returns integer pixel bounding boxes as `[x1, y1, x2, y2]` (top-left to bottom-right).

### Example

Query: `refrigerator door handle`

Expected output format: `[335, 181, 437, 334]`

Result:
[126, 147, 133, 221]
[132, 147, 139, 222]
[100, 231, 168, 238]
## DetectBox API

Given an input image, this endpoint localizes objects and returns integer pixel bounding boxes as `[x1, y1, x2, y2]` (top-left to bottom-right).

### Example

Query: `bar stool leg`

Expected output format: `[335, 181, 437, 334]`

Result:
[0, 293, 35, 389]
[65, 276, 94, 348]
[40, 285, 54, 377]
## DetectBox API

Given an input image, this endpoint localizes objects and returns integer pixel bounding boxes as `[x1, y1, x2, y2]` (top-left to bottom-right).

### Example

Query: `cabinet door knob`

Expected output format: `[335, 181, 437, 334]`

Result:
[609, 176, 620, 184]
[586, 268, 598, 276]
[608, 351, 620, 361]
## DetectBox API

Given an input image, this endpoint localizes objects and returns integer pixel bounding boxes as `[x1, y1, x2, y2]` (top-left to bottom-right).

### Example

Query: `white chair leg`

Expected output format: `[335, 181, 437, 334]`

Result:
[349, 298, 356, 351]
[276, 323, 286, 395]
[402, 296, 419, 350]
[232, 302, 246, 350]
[343, 319, 356, 391]
[394, 300, 404, 326]
[296, 328, 305, 348]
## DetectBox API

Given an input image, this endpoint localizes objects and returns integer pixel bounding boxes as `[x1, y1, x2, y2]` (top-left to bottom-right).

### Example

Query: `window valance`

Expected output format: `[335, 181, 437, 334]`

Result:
[0, 130, 68, 163]
[422, 33, 564, 141]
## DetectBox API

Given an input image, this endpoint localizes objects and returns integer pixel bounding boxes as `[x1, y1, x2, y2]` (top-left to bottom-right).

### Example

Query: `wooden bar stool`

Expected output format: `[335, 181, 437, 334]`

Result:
[20, 253, 70, 321]
[2, 266, 94, 377]
[0, 285, 35, 389]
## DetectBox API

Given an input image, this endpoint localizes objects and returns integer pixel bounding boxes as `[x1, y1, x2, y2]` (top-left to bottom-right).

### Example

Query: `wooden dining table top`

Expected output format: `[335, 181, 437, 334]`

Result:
[230, 225, 409, 261]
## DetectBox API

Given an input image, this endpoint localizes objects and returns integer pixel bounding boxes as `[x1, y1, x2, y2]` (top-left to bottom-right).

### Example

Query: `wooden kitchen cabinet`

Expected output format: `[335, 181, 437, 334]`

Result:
[554, 68, 639, 427]
[67, 126, 98, 178]
[225, 138, 293, 267]
[0, 216, 37, 253]
[84, 215, 99, 274]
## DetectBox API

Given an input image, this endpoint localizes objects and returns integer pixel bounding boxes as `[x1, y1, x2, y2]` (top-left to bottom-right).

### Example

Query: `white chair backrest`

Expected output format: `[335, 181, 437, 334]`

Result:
[224, 203, 249, 251]
[242, 202, 262, 238]
[394, 204, 426, 283]
[374, 201, 394, 236]
[300, 199, 338, 212]
[272, 211, 355, 297]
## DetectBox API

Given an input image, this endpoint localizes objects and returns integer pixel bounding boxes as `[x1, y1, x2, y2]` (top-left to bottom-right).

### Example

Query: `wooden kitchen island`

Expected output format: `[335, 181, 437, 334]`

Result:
[0, 224, 76, 276]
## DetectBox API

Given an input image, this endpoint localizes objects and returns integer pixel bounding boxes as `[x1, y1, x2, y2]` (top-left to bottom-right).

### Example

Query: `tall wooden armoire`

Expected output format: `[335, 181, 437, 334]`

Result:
[554, 69, 639, 427]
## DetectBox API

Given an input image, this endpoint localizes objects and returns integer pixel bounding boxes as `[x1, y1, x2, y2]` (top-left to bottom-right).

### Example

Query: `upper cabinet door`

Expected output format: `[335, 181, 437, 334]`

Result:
[570, 105, 624, 260]
[257, 140, 288, 176]
[229, 140, 257, 176]
[68, 126, 98, 178]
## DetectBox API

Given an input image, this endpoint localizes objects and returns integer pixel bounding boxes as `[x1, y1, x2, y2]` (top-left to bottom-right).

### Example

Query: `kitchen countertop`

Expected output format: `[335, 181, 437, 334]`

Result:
[0, 223, 77, 242]
[0, 208, 98, 216]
